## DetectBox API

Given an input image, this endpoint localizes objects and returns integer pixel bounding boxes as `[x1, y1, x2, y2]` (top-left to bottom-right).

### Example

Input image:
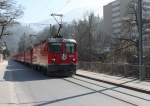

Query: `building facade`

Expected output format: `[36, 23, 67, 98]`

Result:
[104, 0, 150, 38]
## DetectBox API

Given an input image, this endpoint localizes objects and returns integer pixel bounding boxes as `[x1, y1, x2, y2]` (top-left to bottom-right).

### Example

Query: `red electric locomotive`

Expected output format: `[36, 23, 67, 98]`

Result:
[32, 38, 77, 76]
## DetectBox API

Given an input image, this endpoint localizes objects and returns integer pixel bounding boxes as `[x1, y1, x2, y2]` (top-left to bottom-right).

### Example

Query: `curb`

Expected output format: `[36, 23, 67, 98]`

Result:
[76, 74, 150, 94]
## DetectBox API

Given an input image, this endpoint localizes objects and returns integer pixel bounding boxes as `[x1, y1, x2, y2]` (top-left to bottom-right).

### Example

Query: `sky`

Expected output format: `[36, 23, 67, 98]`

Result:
[16, 0, 114, 24]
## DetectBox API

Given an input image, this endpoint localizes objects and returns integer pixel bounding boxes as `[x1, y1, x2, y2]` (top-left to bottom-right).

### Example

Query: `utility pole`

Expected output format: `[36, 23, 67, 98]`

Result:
[23, 32, 26, 52]
[138, 0, 144, 80]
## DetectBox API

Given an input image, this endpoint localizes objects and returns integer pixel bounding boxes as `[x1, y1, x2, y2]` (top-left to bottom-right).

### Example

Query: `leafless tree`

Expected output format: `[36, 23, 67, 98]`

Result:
[72, 13, 110, 61]
[0, 0, 23, 56]
[0, 0, 23, 40]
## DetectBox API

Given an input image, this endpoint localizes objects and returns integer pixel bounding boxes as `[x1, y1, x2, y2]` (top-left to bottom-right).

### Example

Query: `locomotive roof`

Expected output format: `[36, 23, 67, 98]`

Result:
[48, 38, 76, 43]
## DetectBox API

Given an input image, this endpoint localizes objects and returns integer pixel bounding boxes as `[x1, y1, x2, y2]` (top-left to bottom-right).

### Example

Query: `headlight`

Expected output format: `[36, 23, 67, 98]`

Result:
[51, 58, 56, 63]
[72, 58, 76, 62]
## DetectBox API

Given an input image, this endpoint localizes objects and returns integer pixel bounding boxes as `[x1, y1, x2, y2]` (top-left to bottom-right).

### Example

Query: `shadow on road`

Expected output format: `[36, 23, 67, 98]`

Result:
[3, 60, 50, 82]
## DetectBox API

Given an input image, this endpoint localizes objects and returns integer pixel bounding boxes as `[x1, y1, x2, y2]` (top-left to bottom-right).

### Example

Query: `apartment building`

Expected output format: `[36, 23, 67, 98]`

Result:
[104, 0, 150, 38]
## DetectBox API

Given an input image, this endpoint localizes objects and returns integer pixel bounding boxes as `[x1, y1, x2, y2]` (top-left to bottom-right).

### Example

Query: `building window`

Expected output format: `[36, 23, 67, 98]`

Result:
[113, 28, 121, 33]
[112, 17, 121, 23]
[112, 6, 120, 12]
[112, 0, 120, 7]
[112, 23, 122, 28]
[112, 12, 120, 18]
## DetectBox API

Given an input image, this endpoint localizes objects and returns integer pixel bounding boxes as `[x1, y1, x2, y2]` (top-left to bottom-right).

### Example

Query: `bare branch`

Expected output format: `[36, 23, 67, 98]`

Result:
[0, 0, 23, 40]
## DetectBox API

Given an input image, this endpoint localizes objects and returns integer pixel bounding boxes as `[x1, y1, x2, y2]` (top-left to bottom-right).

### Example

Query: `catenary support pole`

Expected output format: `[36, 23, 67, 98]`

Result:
[138, 0, 144, 80]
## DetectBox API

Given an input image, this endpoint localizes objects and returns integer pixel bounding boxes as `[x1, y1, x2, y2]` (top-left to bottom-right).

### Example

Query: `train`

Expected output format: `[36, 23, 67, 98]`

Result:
[13, 37, 78, 77]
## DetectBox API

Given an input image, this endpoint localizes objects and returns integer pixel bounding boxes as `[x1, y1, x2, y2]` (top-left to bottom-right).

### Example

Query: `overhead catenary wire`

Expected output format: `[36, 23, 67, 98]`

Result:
[20, 0, 102, 33]
[58, 0, 72, 14]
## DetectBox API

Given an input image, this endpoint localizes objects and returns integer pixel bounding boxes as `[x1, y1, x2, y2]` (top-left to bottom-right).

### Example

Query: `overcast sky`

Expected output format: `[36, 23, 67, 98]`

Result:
[16, 0, 114, 24]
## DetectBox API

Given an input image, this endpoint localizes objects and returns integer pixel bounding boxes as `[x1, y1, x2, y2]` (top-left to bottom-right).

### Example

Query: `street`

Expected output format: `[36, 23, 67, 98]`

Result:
[0, 60, 150, 106]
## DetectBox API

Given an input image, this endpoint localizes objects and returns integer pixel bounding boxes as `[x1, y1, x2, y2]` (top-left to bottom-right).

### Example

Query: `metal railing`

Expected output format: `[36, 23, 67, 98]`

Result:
[78, 61, 150, 79]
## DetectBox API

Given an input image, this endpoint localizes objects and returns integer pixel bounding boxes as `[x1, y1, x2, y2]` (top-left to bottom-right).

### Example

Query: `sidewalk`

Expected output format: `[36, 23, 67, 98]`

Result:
[0, 61, 18, 106]
[76, 70, 150, 94]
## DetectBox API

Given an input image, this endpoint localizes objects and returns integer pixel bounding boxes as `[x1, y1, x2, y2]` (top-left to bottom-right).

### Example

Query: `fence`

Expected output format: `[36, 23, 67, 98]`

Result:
[78, 61, 150, 79]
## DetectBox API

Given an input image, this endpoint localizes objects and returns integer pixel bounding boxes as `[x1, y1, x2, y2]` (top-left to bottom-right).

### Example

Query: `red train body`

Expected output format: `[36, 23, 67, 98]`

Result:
[13, 38, 78, 76]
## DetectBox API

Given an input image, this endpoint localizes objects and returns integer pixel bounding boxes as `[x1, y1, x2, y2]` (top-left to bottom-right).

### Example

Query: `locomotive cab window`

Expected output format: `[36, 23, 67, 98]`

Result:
[49, 43, 61, 53]
[65, 43, 75, 54]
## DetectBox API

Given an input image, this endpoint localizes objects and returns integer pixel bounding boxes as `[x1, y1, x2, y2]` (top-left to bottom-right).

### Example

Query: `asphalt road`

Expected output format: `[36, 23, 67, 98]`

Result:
[3, 60, 150, 106]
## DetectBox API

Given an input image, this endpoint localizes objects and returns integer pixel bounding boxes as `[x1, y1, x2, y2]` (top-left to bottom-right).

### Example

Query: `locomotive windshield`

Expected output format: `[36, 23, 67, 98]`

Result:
[48, 42, 76, 54]
[49, 43, 61, 53]
[65, 43, 75, 54]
